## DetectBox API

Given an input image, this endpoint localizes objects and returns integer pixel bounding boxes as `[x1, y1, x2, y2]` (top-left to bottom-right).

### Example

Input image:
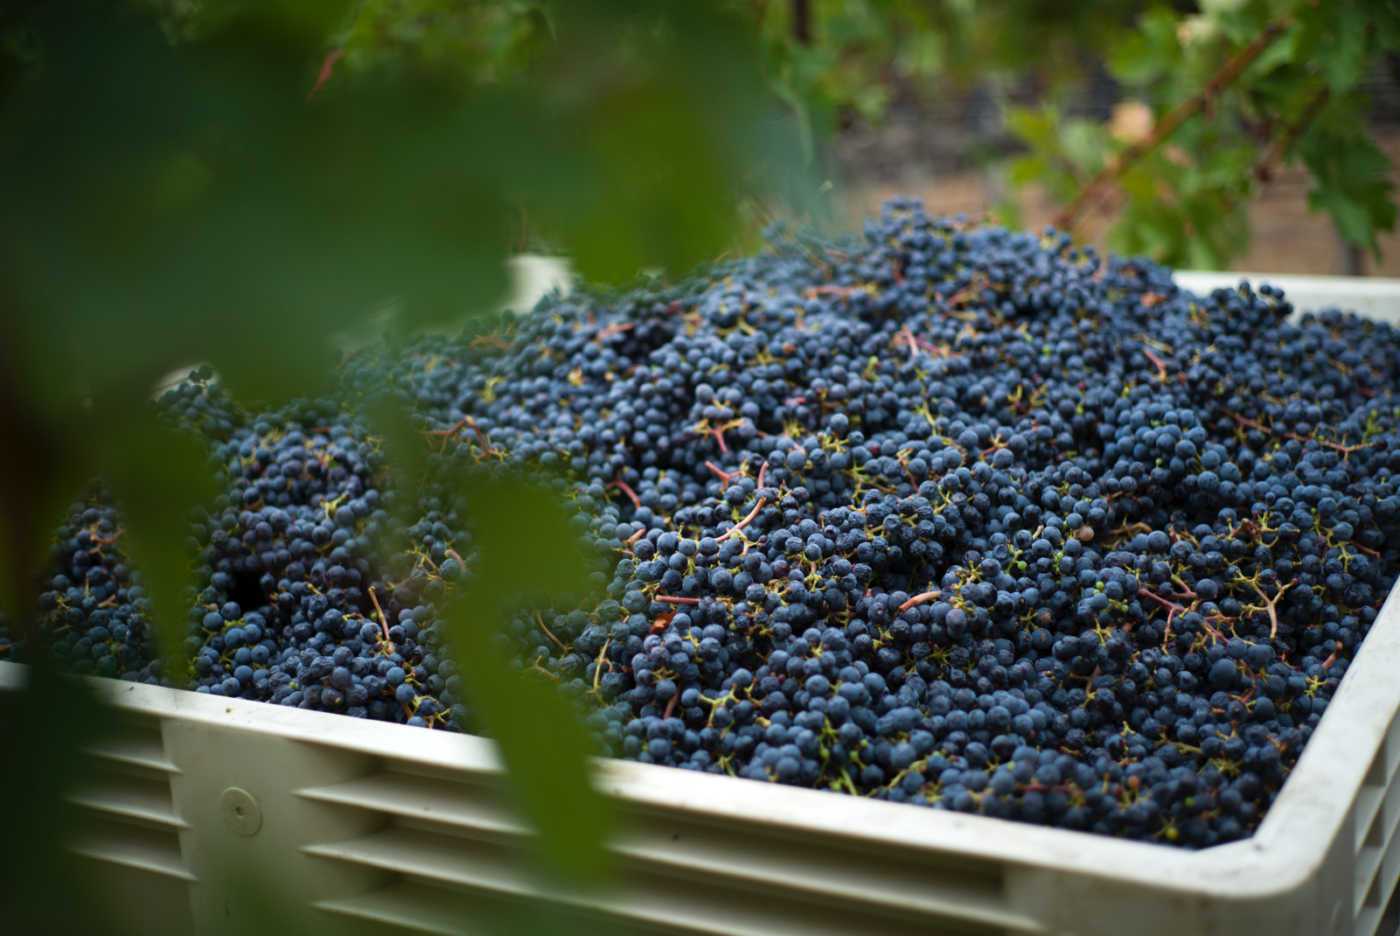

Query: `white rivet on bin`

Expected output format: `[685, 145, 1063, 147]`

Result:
[220, 787, 262, 837]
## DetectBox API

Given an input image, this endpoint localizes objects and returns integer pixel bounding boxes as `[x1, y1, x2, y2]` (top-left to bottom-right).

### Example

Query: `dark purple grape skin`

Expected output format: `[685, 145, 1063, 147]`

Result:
[9, 200, 1400, 851]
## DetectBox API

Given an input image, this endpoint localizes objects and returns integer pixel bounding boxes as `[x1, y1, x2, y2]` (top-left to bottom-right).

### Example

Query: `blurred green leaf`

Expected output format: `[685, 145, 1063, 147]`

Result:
[360, 391, 436, 570]
[1299, 0, 1371, 93]
[0, 475, 81, 639]
[1060, 119, 1108, 175]
[361, 391, 614, 894]
[445, 618, 612, 883]
[3, 0, 514, 408]
[442, 470, 611, 886]
[1117, 159, 1159, 203]
[338, 0, 553, 84]
[541, 80, 739, 282]
[895, 31, 943, 77]
[1189, 141, 1254, 191]
[1376, 0, 1400, 49]
[1005, 105, 1058, 153]
[1107, 7, 1179, 85]
[139, 0, 351, 44]
[0, 339, 89, 631]
[1113, 188, 1190, 264]
[0, 664, 130, 934]
[1301, 97, 1398, 256]
[457, 472, 597, 607]
[99, 410, 218, 684]
[1246, 21, 1302, 76]
[1206, 0, 1274, 47]
[518, 2, 815, 281]
[850, 82, 892, 122]
[1006, 154, 1047, 189]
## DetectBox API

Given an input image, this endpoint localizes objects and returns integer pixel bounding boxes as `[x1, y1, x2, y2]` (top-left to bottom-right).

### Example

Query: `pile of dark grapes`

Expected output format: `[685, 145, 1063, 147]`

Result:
[9, 200, 1400, 849]
[12, 374, 475, 730]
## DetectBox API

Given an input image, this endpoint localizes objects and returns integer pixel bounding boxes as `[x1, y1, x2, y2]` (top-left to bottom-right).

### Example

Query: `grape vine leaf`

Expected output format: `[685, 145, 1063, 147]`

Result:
[442, 471, 613, 887]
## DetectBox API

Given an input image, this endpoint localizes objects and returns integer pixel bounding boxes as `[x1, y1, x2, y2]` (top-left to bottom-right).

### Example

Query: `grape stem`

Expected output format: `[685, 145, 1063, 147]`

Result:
[1246, 579, 1294, 640]
[655, 595, 701, 606]
[1138, 586, 1187, 649]
[804, 285, 866, 301]
[426, 414, 495, 453]
[1141, 346, 1171, 383]
[717, 494, 766, 543]
[90, 527, 126, 546]
[1231, 412, 1374, 457]
[897, 590, 943, 613]
[705, 460, 735, 483]
[899, 326, 919, 363]
[592, 638, 611, 694]
[534, 611, 567, 652]
[594, 321, 636, 341]
[367, 585, 395, 654]
[650, 610, 675, 634]
[1321, 640, 1342, 670]
[307, 48, 343, 101]
[1169, 574, 1197, 600]
[609, 477, 642, 509]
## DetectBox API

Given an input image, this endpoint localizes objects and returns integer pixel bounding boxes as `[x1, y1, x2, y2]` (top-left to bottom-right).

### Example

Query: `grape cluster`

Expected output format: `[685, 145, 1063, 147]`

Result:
[188, 393, 478, 729]
[11, 200, 1400, 848]
[10, 370, 474, 730]
[19, 501, 163, 683]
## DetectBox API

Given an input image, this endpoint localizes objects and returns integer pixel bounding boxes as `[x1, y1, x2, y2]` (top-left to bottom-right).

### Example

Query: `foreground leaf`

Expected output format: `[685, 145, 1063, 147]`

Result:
[99, 410, 219, 685]
[445, 471, 611, 887]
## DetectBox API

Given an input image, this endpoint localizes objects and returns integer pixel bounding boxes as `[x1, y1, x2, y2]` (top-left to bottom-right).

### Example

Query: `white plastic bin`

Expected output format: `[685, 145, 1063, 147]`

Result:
[3, 271, 1399, 936]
